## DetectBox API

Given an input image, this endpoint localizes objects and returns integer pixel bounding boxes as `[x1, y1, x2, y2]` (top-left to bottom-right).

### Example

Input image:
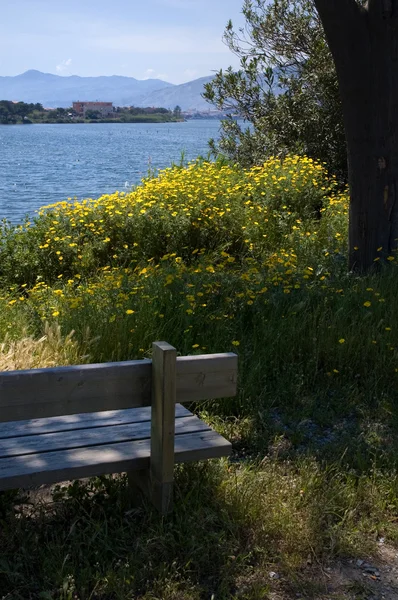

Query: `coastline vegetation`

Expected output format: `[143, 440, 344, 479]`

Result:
[0, 100, 182, 125]
[1, 157, 398, 598]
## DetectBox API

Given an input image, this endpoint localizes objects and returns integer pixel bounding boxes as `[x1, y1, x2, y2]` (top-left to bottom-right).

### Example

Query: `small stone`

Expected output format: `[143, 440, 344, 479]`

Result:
[269, 571, 279, 580]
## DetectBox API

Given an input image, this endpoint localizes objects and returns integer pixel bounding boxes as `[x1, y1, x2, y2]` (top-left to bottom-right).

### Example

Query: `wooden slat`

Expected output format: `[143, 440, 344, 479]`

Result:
[149, 341, 177, 514]
[0, 353, 238, 422]
[176, 354, 238, 402]
[0, 430, 232, 491]
[0, 404, 191, 440]
[0, 415, 210, 459]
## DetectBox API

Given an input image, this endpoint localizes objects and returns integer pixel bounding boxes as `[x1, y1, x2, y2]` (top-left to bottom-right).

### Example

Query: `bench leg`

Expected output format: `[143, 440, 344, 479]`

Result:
[128, 342, 177, 515]
[150, 477, 173, 514]
[127, 468, 173, 515]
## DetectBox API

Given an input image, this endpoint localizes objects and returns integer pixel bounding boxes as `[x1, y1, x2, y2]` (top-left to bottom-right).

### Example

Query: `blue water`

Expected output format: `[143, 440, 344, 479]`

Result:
[0, 120, 221, 223]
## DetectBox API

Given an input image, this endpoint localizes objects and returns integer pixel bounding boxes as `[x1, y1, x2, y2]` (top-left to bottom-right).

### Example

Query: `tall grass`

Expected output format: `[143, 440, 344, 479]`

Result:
[0, 156, 398, 598]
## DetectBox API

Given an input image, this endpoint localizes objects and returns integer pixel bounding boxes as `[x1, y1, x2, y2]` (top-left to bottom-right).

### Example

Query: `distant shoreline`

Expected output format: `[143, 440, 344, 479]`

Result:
[1, 118, 184, 126]
[0, 100, 185, 125]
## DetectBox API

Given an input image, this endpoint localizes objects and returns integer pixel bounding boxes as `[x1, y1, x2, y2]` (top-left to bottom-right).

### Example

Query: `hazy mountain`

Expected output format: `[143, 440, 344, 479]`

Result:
[0, 70, 175, 108]
[0, 70, 284, 112]
[139, 76, 215, 111]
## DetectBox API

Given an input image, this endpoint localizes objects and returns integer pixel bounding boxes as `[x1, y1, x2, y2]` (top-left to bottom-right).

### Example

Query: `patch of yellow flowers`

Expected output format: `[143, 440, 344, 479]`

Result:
[2, 155, 398, 367]
[22, 156, 347, 277]
[6, 156, 351, 322]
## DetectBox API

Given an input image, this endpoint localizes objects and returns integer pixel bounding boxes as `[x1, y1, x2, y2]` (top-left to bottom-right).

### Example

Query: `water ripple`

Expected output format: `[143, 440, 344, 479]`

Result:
[0, 120, 220, 223]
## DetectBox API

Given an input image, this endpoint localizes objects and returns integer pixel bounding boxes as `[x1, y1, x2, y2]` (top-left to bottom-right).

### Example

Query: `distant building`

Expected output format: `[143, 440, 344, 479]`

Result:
[73, 101, 114, 117]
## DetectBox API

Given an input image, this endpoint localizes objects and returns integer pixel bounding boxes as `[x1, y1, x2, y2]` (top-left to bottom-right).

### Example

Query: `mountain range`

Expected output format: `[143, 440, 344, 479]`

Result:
[0, 70, 216, 111]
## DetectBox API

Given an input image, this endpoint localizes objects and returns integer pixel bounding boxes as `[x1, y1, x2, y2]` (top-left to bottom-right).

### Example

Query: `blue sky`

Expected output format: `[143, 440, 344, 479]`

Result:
[1, 0, 245, 83]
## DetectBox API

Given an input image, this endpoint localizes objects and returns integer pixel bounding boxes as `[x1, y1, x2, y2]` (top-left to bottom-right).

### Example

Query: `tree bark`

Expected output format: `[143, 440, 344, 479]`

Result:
[314, 0, 398, 271]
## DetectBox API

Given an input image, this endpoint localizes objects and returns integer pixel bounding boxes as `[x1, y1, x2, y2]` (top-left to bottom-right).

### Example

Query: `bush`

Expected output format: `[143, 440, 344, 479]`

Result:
[0, 156, 346, 288]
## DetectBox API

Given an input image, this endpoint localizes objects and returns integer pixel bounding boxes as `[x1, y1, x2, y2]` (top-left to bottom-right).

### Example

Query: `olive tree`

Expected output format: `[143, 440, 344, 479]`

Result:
[204, 0, 347, 180]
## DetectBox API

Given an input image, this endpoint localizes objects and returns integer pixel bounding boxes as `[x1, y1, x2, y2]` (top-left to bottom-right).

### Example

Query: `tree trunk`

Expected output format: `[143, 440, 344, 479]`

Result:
[314, 0, 398, 272]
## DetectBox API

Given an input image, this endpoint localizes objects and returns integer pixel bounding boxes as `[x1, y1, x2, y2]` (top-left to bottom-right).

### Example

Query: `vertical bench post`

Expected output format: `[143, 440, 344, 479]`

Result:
[127, 341, 177, 514]
[149, 341, 177, 514]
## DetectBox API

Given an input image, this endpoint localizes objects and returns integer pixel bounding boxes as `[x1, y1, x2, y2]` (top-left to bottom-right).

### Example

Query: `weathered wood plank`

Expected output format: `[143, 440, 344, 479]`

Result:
[0, 430, 232, 491]
[0, 415, 210, 458]
[0, 404, 191, 440]
[149, 341, 177, 514]
[0, 360, 151, 422]
[0, 354, 238, 422]
[177, 353, 238, 402]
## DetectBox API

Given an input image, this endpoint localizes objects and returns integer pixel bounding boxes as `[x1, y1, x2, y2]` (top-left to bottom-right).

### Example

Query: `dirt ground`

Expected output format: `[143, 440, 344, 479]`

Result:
[263, 542, 398, 599]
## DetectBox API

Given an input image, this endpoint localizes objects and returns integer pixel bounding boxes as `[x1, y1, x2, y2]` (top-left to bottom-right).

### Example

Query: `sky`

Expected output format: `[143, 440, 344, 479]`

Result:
[1, 0, 246, 84]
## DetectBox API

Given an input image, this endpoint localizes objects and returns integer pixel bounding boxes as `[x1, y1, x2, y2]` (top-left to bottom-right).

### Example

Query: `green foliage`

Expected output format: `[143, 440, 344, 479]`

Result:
[0, 101, 179, 125]
[116, 106, 172, 116]
[0, 100, 44, 124]
[203, 0, 348, 181]
[84, 109, 101, 120]
[173, 105, 182, 119]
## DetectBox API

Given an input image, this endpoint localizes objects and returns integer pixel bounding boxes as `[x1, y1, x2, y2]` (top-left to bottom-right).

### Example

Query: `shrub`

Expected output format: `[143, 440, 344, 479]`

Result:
[0, 156, 346, 287]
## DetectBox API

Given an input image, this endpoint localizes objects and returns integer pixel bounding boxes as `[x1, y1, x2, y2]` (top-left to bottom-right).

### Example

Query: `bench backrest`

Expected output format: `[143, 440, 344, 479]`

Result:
[0, 343, 238, 422]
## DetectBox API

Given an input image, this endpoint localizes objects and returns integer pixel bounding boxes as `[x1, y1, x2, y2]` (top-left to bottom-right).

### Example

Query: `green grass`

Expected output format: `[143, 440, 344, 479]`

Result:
[2, 459, 398, 598]
[0, 156, 397, 598]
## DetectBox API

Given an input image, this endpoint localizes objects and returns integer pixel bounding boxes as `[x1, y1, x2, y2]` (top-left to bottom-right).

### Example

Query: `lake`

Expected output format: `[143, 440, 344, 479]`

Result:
[0, 120, 221, 223]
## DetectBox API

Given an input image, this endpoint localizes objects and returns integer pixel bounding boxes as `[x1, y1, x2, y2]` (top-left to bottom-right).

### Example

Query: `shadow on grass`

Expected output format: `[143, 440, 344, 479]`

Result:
[1, 444, 398, 599]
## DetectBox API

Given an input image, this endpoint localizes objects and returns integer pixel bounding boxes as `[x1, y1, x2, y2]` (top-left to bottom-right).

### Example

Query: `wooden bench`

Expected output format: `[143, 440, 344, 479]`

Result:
[0, 342, 237, 514]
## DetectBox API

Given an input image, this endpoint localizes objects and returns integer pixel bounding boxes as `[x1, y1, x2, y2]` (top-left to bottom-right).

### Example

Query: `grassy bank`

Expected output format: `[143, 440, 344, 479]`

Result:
[1, 157, 398, 599]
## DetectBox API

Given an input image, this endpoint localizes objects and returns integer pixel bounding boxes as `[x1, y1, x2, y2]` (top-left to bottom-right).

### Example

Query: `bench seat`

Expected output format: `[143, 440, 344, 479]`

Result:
[0, 404, 231, 491]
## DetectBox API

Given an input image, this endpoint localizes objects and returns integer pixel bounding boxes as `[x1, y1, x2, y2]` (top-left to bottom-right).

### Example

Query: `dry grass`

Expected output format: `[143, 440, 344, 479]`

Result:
[0, 322, 91, 371]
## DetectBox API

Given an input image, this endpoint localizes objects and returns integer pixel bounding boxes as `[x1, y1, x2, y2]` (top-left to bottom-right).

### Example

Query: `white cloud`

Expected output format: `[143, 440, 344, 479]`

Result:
[56, 58, 72, 73]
